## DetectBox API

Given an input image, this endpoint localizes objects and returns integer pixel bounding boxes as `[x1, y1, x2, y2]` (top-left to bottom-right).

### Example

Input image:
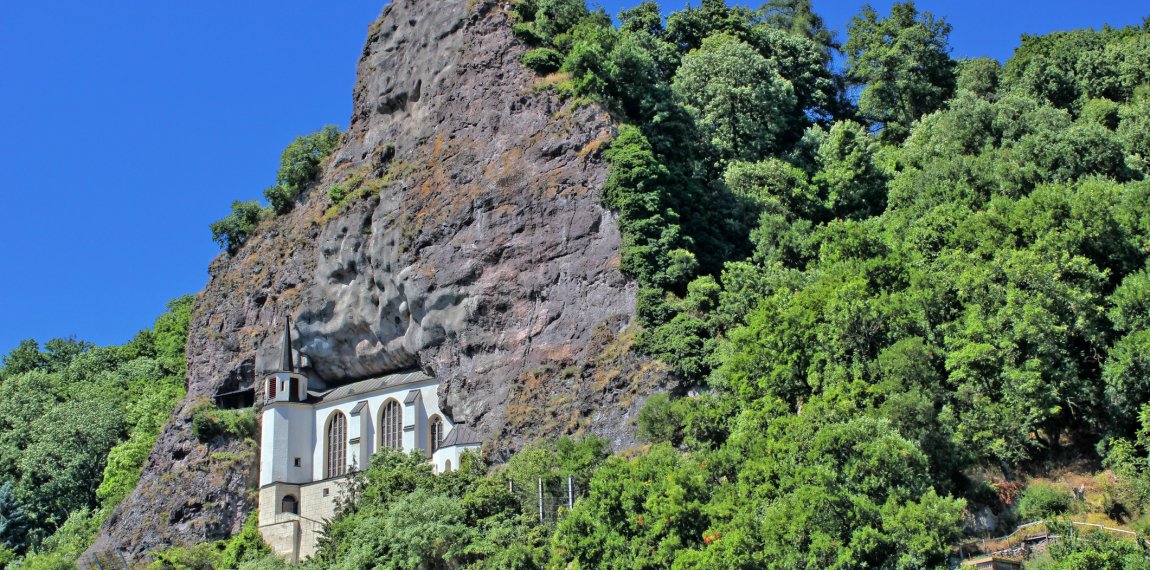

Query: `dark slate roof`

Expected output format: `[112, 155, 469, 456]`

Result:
[281, 318, 294, 372]
[350, 400, 368, 415]
[310, 370, 433, 404]
[441, 424, 484, 447]
[403, 389, 422, 404]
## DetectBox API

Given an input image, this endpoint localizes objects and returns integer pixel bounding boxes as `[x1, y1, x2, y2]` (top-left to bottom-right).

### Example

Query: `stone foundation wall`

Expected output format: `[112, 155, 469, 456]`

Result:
[258, 478, 347, 562]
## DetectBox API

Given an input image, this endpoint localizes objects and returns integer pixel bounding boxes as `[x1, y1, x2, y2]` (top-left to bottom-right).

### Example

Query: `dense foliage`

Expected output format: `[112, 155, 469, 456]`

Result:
[230, 1, 1150, 567]
[0, 296, 192, 566]
[69, 1, 1150, 568]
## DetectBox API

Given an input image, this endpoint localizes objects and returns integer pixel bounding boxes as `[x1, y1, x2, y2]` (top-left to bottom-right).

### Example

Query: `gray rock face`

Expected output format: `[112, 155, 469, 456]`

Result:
[91, 0, 664, 559]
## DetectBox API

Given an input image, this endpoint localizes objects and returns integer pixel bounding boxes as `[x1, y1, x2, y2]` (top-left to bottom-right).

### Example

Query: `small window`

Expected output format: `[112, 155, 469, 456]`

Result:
[267, 378, 277, 400]
[445, 459, 452, 472]
[323, 488, 330, 497]
[293, 457, 301, 467]
[429, 415, 444, 453]
[281, 494, 298, 515]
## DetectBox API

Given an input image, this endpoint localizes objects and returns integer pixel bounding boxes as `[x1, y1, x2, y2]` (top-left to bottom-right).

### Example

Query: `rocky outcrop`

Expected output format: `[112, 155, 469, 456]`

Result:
[91, 0, 666, 559]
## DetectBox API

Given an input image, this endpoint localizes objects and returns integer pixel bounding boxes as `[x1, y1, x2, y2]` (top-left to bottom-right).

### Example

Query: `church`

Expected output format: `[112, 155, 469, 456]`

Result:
[257, 321, 482, 562]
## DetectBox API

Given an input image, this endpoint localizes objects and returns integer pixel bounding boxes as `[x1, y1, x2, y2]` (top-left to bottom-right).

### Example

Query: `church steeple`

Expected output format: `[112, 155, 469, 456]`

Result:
[265, 317, 307, 405]
[281, 317, 294, 372]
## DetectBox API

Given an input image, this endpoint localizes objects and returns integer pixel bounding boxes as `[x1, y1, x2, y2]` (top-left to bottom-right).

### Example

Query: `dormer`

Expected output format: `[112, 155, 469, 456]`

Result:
[263, 318, 308, 404]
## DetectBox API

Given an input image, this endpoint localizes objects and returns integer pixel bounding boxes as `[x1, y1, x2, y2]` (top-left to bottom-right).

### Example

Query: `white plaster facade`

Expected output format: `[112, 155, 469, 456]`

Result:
[257, 367, 482, 562]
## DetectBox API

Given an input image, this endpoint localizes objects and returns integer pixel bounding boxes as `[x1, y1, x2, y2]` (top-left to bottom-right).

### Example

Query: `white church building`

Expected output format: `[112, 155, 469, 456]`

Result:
[257, 321, 482, 562]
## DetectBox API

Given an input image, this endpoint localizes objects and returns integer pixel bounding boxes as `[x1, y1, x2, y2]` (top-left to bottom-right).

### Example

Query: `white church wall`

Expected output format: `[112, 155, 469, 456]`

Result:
[259, 408, 280, 487]
[432, 440, 480, 473]
[305, 378, 443, 478]
[286, 404, 315, 483]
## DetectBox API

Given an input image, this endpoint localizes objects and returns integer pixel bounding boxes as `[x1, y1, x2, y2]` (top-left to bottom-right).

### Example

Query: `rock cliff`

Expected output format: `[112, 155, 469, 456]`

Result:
[90, 0, 666, 559]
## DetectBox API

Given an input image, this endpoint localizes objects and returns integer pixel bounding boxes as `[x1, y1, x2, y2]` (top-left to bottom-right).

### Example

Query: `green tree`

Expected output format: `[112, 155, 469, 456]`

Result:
[1104, 330, 1150, 431]
[265, 125, 343, 215]
[0, 482, 29, 553]
[672, 33, 796, 162]
[759, 0, 834, 58]
[0, 340, 45, 379]
[844, 1, 956, 140]
[956, 56, 1000, 98]
[812, 120, 887, 218]
[664, 0, 757, 54]
[551, 444, 711, 569]
[210, 200, 264, 254]
[16, 389, 124, 531]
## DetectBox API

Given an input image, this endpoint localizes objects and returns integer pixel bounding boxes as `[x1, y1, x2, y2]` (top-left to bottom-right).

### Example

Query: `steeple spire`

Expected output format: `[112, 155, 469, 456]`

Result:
[281, 317, 294, 372]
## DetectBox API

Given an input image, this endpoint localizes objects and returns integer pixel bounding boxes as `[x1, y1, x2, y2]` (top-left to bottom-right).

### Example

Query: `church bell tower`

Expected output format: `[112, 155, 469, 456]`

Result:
[263, 318, 308, 403]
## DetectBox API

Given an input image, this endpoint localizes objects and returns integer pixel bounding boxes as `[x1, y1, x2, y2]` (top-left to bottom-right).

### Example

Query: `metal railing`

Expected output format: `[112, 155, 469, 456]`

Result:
[960, 519, 1147, 564]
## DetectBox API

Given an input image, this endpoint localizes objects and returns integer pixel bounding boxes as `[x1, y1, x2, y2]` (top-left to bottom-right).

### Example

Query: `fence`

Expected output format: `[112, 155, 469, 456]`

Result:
[508, 475, 582, 525]
[957, 519, 1149, 565]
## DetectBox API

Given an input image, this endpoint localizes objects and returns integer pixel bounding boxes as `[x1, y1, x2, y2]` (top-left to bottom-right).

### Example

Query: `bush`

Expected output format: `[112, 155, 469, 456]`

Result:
[209, 200, 265, 254]
[265, 126, 343, 215]
[13, 552, 74, 570]
[1017, 482, 1075, 521]
[190, 402, 257, 443]
[512, 22, 547, 45]
[1080, 98, 1120, 129]
[35, 507, 100, 559]
[144, 511, 270, 570]
[218, 512, 270, 569]
[637, 392, 683, 444]
[521, 47, 564, 74]
[263, 185, 293, 216]
[147, 542, 226, 570]
[327, 183, 349, 205]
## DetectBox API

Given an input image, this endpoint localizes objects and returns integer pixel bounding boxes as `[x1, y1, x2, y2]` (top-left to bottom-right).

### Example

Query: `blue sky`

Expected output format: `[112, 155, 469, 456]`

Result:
[0, 1, 1145, 358]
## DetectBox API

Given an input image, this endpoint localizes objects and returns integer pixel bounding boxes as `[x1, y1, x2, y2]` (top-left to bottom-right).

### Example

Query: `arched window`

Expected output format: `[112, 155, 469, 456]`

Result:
[326, 411, 347, 479]
[380, 399, 403, 450]
[445, 459, 452, 472]
[429, 415, 444, 453]
[281, 494, 298, 515]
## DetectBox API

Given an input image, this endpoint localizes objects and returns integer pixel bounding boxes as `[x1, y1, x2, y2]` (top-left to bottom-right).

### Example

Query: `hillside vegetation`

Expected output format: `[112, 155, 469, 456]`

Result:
[6, 0, 1150, 568]
[194, 0, 1150, 568]
[0, 297, 192, 568]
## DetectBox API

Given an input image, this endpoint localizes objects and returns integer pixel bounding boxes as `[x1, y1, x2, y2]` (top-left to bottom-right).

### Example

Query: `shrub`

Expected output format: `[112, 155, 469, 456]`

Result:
[637, 392, 682, 444]
[147, 542, 225, 570]
[209, 200, 265, 254]
[218, 512, 270, 569]
[512, 22, 547, 45]
[266, 126, 343, 215]
[521, 48, 564, 74]
[327, 183, 349, 205]
[190, 402, 257, 442]
[12, 552, 74, 570]
[1080, 98, 1120, 129]
[263, 185, 293, 216]
[1017, 482, 1074, 521]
